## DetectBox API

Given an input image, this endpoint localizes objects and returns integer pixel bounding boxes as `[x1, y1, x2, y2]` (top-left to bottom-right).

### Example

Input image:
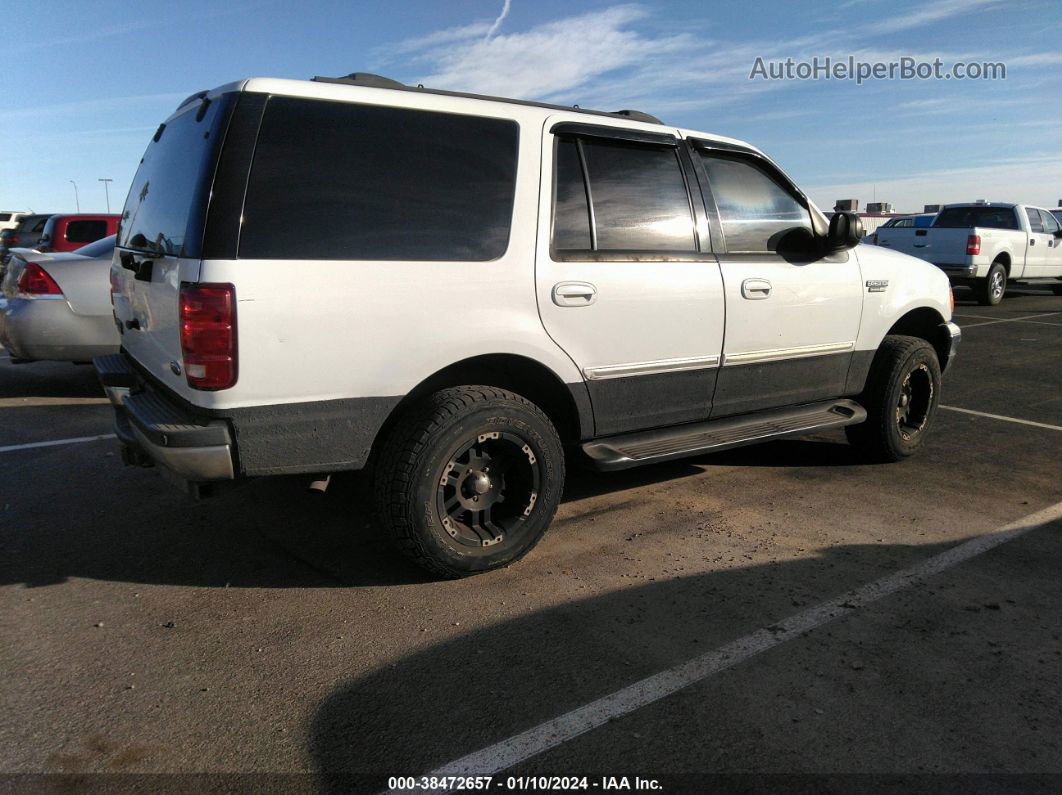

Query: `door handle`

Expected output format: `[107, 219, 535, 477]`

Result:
[552, 281, 597, 307]
[741, 278, 772, 299]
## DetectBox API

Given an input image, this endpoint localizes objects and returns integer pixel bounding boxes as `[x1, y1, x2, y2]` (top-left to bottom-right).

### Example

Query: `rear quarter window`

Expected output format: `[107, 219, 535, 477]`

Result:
[239, 97, 519, 261]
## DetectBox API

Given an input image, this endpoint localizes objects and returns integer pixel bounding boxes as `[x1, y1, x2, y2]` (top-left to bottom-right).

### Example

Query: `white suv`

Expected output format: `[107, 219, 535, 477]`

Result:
[96, 74, 961, 577]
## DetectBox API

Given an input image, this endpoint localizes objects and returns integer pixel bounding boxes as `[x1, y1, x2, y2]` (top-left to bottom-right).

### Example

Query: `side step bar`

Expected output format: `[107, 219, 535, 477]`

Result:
[582, 399, 867, 471]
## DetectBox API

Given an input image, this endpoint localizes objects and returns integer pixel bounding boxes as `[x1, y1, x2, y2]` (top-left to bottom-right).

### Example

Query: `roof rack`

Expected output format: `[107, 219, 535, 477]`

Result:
[309, 73, 664, 125]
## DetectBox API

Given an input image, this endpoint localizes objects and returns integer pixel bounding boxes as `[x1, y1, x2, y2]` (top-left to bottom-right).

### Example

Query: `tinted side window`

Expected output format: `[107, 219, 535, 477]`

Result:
[0, 214, 10, 222]
[552, 138, 592, 250]
[1041, 210, 1060, 234]
[240, 97, 519, 261]
[580, 139, 695, 251]
[66, 220, 108, 243]
[699, 152, 811, 252]
[1025, 207, 1044, 233]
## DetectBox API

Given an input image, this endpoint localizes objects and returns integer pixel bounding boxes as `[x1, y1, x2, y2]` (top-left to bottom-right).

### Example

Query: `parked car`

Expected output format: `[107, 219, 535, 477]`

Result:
[1051, 207, 1062, 225]
[0, 213, 53, 265]
[865, 213, 936, 244]
[37, 213, 120, 253]
[0, 235, 120, 363]
[0, 211, 29, 233]
[97, 74, 960, 577]
[874, 202, 1062, 304]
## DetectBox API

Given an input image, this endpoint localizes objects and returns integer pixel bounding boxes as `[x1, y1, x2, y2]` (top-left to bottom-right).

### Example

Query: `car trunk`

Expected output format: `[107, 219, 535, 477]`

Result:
[111, 93, 236, 402]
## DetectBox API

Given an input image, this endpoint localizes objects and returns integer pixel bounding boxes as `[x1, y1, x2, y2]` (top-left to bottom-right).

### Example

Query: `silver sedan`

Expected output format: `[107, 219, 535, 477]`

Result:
[0, 235, 120, 363]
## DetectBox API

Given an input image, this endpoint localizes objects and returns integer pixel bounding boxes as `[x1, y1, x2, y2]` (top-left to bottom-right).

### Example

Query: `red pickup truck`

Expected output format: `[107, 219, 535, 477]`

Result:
[37, 214, 119, 253]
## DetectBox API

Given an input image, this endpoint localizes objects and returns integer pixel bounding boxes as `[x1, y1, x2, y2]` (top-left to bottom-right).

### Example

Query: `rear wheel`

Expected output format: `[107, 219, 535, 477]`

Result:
[975, 261, 1007, 306]
[373, 386, 565, 578]
[845, 335, 941, 462]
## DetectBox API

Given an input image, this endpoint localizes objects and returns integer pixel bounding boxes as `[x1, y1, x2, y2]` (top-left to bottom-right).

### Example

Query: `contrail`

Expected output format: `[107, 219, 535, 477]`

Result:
[484, 0, 511, 40]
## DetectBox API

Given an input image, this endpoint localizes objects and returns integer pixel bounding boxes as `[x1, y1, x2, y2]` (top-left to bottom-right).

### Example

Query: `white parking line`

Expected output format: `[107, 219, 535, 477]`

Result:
[940, 405, 1062, 432]
[400, 501, 1062, 790]
[0, 434, 115, 454]
[955, 311, 1060, 328]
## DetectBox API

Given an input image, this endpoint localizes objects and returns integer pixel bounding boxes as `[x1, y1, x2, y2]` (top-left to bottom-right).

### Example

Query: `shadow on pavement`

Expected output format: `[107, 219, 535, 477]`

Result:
[1, 436, 873, 590]
[305, 522, 1061, 787]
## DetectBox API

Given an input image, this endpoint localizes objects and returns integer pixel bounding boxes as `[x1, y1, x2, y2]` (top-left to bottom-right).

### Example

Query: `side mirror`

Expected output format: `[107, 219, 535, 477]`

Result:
[826, 212, 864, 251]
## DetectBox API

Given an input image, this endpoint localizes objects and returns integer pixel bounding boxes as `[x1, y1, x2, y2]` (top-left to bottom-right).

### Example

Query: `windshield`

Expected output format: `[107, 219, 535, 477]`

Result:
[933, 206, 1019, 229]
[73, 234, 116, 258]
[118, 95, 233, 257]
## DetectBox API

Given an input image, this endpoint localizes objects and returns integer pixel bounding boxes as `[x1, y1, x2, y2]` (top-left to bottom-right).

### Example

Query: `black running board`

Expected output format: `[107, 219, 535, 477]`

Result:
[582, 399, 867, 471]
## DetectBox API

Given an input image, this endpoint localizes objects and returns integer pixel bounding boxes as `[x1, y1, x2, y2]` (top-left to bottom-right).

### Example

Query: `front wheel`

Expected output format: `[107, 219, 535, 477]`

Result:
[975, 261, 1007, 306]
[845, 335, 942, 462]
[373, 386, 565, 578]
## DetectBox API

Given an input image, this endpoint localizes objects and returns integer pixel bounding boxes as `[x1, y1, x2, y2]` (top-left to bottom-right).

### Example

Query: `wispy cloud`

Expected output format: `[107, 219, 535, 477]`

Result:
[407, 5, 687, 99]
[869, 0, 1001, 34]
[484, 0, 512, 40]
[0, 92, 187, 123]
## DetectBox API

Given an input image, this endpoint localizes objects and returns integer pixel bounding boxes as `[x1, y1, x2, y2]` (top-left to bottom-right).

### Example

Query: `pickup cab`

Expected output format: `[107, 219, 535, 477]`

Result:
[875, 202, 1062, 305]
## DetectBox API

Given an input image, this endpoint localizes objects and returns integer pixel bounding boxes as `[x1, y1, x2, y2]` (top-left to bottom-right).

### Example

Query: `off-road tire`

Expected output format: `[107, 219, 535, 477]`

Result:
[373, 386, 564, 578]
[845, 335, 941, 462]
[975, 261, 1007, 306]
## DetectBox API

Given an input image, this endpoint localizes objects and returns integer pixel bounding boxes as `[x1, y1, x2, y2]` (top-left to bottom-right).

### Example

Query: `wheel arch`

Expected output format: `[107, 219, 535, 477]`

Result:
[992, 250, 1011, 274]
[884, 307, 950, 369]
[370, 353, 593, 460]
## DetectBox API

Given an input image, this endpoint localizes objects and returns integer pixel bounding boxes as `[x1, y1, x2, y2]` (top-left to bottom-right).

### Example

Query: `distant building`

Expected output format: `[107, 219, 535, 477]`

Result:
[866, 202, 894, 214]
[834, 199, 859, 212]
[923, 204, 941, 213]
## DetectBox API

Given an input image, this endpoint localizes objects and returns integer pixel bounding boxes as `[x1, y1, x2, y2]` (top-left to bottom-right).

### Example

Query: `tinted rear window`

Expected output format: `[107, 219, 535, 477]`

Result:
[0, 214, 11, 222]
[118, 96, 233, 257]
[65, 220, 108, 243]
[239, 97, 519, 261]
[933, 207, 1019, 229]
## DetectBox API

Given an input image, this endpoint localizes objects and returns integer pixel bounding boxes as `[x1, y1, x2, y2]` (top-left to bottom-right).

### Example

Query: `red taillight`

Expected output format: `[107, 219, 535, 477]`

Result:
[179, 283, 237, 391]
[17, 263, 63, 296]
[966, 234, 981, 255]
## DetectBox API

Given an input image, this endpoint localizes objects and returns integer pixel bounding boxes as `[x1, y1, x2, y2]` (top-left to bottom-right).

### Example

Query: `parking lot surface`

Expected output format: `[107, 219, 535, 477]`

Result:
[2, 287, 1060, 789]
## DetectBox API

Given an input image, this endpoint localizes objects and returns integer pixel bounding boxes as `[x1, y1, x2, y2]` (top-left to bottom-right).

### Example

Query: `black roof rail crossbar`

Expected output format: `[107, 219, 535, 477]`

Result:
[312, 73, 407, 89]
[307, 73, 665, 126]
[611, 109, 663, 124]
[177, 90, 209, 110]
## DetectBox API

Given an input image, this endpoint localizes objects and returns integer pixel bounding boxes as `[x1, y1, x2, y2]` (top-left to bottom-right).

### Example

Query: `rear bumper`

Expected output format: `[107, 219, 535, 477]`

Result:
[95, 353, 235, 482]
[0, 296, 118, 362]
[936, 263, 979, 279]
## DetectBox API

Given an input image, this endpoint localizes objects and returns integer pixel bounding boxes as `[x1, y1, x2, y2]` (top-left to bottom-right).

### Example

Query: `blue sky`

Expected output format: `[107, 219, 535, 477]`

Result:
[3, 0, 1060, 215]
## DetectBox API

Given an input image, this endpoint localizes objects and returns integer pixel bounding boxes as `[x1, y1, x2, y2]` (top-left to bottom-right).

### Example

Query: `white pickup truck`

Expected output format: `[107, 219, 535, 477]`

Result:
[874, 202, 1062, 305]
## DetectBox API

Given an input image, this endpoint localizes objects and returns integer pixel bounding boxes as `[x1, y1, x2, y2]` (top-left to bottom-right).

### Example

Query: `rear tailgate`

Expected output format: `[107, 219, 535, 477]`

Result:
[873, 227, 925, 257]
[889, 227, 972, 265]
[111, 94, 235, 399]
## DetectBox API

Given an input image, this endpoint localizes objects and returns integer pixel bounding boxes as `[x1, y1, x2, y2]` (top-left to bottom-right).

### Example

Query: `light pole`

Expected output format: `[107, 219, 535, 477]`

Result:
[98, 178, 113, 213]
[69, 180, 80, 212]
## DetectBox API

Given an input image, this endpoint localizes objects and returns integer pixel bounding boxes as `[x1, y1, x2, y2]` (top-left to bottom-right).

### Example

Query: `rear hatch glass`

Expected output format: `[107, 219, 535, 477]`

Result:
[113, 94, 235, 395]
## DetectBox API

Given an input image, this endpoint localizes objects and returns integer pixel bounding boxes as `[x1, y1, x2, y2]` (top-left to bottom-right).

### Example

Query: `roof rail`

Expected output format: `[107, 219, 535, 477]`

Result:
[611, 109, 663, 124]
[312, 73, 406, 89]
[307, 73, 665, 125]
